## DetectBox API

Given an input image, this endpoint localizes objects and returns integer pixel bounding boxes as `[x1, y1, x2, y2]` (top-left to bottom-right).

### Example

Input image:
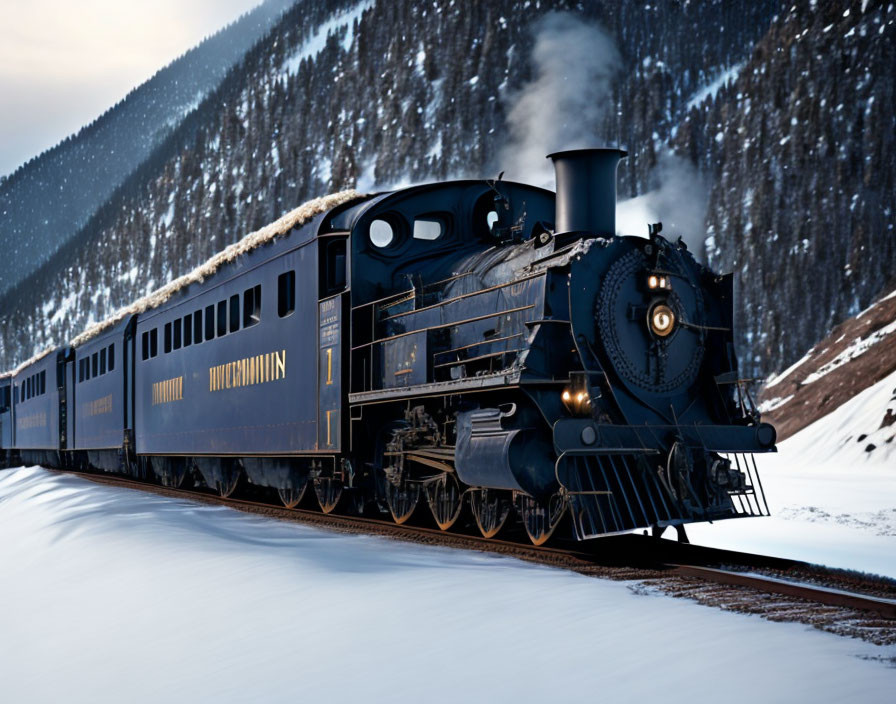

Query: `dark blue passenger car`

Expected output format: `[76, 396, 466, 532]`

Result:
[10, 349, 63, 467]
[132, 215, 340, 497]
[70, 318, 134, 472]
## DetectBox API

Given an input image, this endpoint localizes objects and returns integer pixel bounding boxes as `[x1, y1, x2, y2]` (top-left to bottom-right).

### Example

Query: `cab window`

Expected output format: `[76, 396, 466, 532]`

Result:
[413, 217, 445, 241]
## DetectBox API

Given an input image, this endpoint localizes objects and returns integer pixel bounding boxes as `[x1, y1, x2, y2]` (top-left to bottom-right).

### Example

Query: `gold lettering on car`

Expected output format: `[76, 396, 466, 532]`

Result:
[152, 376, 183, 405]
[82, 394, 113, 416]
[209, 349, 286, 392]
[16, 412, 47, 430]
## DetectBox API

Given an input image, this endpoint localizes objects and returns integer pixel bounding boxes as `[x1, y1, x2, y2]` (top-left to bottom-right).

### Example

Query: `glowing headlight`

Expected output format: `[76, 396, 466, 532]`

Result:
[562, 387, 591, 415]
[650, 304, 676, 337]
[648, 275, 669, 290]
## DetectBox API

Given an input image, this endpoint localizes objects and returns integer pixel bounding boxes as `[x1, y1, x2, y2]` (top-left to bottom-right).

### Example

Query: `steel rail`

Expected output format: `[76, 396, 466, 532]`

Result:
[666, 564, 896, 620]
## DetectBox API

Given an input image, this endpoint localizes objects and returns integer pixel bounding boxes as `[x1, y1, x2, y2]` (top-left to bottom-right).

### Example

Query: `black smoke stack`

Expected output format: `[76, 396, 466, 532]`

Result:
[547, 148, 627, 237]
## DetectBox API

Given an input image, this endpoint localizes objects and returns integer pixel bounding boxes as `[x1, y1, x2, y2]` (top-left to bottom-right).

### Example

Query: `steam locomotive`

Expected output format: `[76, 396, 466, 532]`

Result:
[0, 148, 774, 544]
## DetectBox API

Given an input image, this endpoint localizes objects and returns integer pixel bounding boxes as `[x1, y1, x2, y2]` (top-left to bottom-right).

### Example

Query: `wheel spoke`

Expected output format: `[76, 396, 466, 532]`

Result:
[385, 479, 420, 524]
[278, 478, 308, 509]
[216, 460, 242, 498]
[153, 457, 187, 489]
[314, 476, 343, 513]
[217, 475, 239, 497]
[470, 488, 511, 539]
[518, 492, 567, 545]
[425, 473, 464, 531]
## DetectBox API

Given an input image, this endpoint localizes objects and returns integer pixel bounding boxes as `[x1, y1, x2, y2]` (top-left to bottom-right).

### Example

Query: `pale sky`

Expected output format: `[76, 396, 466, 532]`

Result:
[0, 0, 266, 177]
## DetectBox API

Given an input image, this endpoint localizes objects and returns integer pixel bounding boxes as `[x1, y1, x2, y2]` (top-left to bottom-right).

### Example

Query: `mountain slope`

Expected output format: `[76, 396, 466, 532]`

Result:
[0, 0, 296, 298]
[684, 0, 896, 380]
[1, 0, 893, 389]
[690, 364, 896, 579]
[0, 0, 781, 368]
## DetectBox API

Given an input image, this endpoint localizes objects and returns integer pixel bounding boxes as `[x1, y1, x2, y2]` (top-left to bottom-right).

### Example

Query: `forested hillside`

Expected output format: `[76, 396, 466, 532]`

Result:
[1, 0, 893, 384]
[687, 0, 895, 375]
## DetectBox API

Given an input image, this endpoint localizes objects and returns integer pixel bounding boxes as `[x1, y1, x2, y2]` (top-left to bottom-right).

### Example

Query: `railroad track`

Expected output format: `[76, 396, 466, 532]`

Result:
[38, 467, 896, 643]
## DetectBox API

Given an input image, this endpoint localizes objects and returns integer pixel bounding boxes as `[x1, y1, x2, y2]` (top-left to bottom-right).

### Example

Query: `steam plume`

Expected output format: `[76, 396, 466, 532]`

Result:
[615, 151, 709, 260]
[498, 12, 620, 188]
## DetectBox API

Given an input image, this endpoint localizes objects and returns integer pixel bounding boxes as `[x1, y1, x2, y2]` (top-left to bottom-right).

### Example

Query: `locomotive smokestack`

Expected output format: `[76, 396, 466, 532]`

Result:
[547, 148, 627, 236]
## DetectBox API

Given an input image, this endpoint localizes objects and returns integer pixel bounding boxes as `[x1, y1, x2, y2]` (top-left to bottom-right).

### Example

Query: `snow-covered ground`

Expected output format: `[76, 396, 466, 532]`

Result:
[1, 466, 895, 703]
[2, 373, 896, 701]
[690, 369, 896, 579]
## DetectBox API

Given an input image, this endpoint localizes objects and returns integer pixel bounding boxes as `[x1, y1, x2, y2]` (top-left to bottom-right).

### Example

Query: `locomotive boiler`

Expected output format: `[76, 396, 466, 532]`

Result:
[0, 148, 774, 545]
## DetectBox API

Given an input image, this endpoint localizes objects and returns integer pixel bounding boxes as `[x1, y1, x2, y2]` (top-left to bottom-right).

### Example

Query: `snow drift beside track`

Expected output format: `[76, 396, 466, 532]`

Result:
[1, 466, 896, 703]
[690, 368, 896, 578]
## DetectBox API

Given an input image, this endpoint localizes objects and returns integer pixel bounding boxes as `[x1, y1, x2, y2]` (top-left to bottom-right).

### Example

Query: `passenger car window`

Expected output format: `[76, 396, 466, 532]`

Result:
[244, 285, 261, 327]
[205, 305, 215, 340]
[194, 310, 203, 344]
[217, 301, 227, 337]
[278, 271, 295, 317]
[108, 344, 115, 371]
[229, 295, 240, 333]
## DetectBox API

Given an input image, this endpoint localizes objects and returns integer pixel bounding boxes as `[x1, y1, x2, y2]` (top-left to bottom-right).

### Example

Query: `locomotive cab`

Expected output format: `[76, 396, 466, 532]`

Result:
[331, 180, 556, 307]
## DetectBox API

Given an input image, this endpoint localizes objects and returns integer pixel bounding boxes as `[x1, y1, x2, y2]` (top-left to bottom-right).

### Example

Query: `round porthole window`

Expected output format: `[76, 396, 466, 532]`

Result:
[369, 219, 395, 248]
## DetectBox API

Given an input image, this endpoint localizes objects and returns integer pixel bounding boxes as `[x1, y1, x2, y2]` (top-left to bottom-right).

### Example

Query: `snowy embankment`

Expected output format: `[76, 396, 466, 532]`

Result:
[1, 467, 895, 703]
[690, 368, 896, 579]
[760, 285, 896, 442]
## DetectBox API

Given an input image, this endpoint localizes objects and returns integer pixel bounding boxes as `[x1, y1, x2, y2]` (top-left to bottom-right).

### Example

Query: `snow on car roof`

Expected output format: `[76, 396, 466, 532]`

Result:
[2, 190, 364, 377]
[0, 346, 56, 380]
[71, 189, 363, 348]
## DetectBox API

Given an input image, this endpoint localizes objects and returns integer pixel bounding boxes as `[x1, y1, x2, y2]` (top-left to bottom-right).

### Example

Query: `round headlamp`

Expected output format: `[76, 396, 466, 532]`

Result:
[650, 304, 676, 337]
